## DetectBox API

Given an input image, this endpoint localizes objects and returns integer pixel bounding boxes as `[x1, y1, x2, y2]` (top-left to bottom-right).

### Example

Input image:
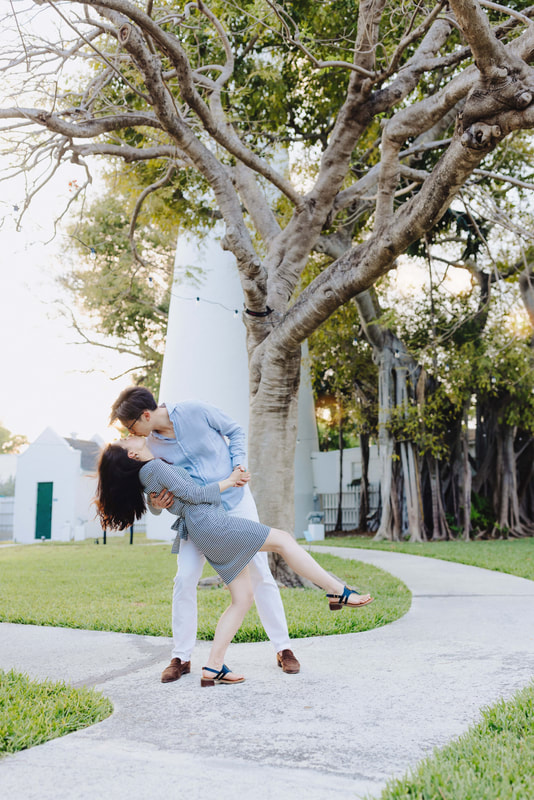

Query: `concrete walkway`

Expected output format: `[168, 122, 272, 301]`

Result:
[1, 546, 534, 800]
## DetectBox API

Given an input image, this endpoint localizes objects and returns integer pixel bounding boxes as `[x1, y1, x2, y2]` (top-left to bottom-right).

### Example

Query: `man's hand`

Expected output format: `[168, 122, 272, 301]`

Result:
[150, 489, 174, 509]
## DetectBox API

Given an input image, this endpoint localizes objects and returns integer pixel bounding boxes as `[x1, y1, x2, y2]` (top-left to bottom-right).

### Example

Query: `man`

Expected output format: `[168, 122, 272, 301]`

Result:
[110, 386, 300, 681]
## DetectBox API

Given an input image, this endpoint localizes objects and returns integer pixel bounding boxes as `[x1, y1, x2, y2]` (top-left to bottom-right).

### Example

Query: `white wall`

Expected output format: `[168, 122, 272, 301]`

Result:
[159, 226, 250, 424]
[0, 454, 17, 482]
[311, 445, 381, 494]
[75, 473, 103, 540]
[14, 428, 80, 543]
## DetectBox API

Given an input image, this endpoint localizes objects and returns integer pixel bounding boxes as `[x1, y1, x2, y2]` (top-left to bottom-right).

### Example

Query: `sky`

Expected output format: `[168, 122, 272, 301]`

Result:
[0, 167, 139, 444]
[0, 2, 141, 445]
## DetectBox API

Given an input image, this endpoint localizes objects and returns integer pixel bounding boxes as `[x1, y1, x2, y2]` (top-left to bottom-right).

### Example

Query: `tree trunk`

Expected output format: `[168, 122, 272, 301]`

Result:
[427, 455, 452, 540]
[461, 402, 472, 541]
[373, 347, 398, 541]
[359, 432, 370, 532]
[247, 345, 310, 585]
[335, 404, 344, 531]
[396, 365, 425, 542]
[491, 424, 524, 537]
[516, 431, 534, 527]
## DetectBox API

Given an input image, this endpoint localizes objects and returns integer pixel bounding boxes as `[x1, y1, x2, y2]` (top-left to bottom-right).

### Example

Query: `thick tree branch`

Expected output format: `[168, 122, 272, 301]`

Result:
[269, 124, 515, 355]
[375, 16, 456, 226]
[449, 0, 534, 143]
[69, 0, 300, 205]
[70, 142, 187, 163]
[0, 108, 162, 136]
[233, 161, 281, 243]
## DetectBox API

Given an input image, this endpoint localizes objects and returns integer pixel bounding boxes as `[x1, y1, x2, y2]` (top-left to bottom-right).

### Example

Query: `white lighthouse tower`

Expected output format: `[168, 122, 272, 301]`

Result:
[146, 225, 318, 541]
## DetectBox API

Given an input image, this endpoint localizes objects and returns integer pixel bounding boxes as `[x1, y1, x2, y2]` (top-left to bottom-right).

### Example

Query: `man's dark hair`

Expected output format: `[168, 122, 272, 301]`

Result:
[110, 386, 158, 425]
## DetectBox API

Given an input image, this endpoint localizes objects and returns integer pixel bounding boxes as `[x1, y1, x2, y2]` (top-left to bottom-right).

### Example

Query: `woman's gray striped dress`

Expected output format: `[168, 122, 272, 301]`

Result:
[139, 460, 270, 585]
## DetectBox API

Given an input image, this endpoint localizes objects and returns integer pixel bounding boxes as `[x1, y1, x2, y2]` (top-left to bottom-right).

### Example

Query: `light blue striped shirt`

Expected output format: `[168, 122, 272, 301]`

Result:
[146, 401, 247, 511]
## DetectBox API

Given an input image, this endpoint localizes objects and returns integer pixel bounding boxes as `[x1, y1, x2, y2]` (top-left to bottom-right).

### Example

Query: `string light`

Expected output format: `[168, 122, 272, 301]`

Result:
[186, 293, 239, 316]
[88, 244, 242, 318]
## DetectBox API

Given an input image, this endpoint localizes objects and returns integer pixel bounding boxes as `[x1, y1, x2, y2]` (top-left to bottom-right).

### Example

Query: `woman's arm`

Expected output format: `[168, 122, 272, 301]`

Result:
[219, 466, 251, 493]
[147, 460, 222, 506]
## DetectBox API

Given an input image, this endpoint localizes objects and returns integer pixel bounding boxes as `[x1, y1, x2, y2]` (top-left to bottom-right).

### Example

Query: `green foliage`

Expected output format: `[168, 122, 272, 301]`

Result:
[0, 538, 410, 641]
[385, 386, 458, 460]
[0, 669, 112, 755]
[406, 209, 490, 261]
[303, 258, 378, 451]
[0, 476, 15, 497]
[380, 280, 534, 457]
[470, 492, 496, 534]
[0, 422, 28, 455]
[64, 183, 177, 391]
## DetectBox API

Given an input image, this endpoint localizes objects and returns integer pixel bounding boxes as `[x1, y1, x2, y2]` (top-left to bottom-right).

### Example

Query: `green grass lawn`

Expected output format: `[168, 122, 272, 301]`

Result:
[0, 536, 410, 640]
[0, 669, 112, 756]
[4, 533, 534, 793]
[309, 536, 534, 581]
[375, 681, 534, 800]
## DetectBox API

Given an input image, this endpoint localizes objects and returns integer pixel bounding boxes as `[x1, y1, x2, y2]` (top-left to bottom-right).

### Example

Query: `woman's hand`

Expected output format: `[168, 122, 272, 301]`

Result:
[232, 465, 250, 487]
[219, 466, 250, 492]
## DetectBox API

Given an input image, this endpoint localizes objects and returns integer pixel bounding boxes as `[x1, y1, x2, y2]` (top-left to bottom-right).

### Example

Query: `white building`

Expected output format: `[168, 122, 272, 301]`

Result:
[13, 428, 103, 543]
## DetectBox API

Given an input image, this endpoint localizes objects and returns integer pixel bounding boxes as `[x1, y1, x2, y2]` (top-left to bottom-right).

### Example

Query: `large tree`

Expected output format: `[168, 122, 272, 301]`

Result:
[2, 0, 534, 540]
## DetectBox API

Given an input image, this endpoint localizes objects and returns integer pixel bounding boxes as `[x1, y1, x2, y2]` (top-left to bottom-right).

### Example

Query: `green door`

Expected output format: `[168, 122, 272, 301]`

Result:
[35, 482, 53, 540]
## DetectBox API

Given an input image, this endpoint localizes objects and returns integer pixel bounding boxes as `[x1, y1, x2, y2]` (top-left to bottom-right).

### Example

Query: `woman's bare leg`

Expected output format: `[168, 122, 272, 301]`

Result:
[260, 529, 372, 606]
[202, 567, 254, 682]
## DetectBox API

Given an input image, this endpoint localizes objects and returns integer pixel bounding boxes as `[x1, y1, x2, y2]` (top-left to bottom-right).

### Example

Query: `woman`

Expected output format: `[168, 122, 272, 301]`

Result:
[96, 437, 373, 686]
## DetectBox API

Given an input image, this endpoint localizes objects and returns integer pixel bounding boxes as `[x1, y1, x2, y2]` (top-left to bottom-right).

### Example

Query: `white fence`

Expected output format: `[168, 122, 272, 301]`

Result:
[0, 497, 14, 540]
[319, 484, 380, 532]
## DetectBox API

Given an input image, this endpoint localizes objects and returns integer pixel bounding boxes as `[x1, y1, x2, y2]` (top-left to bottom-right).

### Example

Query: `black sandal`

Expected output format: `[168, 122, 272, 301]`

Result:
[326, 585, 374, 611]
[200, 664, 245, 687]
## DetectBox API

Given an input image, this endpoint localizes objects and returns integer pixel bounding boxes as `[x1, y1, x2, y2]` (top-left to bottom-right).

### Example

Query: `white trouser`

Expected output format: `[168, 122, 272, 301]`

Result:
[171, 484, 291, 660]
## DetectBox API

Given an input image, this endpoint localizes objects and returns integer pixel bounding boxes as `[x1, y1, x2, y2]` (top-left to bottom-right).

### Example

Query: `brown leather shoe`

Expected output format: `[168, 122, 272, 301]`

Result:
[161, 658, 191, 683]
[277, 649, 300, 674]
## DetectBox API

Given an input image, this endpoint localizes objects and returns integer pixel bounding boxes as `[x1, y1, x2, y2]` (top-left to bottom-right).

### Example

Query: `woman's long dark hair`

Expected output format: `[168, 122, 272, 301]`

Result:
[96, 444, 148, 530]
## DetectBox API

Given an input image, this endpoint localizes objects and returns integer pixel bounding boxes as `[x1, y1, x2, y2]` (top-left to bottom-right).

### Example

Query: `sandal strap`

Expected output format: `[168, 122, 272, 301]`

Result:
[326, 586, 362, 603]
[202, 664, 230, 680]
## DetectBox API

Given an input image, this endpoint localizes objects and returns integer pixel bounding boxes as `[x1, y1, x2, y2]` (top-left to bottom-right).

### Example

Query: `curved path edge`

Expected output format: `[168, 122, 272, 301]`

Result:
[1, 547, 534, 800]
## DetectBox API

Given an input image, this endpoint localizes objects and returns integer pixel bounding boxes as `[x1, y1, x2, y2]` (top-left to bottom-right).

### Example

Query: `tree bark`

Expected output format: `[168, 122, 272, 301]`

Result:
[461, 402, 473, 541]
[359, 432, 370, 532]
[335, 402, 344, 532]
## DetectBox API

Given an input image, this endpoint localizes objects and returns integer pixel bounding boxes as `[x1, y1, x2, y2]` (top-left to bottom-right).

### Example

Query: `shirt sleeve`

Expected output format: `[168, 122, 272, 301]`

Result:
[146, 494, 162, 517]
[200, 402, 247, 468]
[150, 460, 222, 506]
